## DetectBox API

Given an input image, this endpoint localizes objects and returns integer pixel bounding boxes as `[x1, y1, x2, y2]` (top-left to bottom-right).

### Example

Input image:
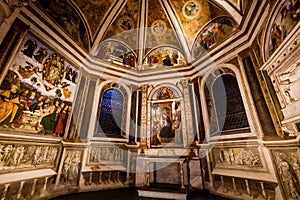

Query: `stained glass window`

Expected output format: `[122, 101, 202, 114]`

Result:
[213, 74, 249, 131]
[99, 89, 124, 136]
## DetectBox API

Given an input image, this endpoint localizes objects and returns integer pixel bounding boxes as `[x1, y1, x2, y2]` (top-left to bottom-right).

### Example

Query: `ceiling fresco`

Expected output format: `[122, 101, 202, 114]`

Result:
[33, 0, 246, 67]
[72, 0, 115, 39]
[170, 0, 212, 45]
[34, 0, 90, 49]
[169, 0, 232, 48]
[101, 0, 139, 52]
[145, 0, 181, 55]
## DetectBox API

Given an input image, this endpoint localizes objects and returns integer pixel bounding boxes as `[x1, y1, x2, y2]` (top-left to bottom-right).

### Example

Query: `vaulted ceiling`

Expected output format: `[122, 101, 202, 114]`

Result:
[33, 0, 250, 66]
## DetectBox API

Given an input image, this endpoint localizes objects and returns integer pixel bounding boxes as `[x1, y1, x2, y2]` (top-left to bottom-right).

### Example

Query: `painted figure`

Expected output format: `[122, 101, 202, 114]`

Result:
[21, 39, 37, 58]
[151, 121, 161, 145]
[172, 115, 182, 144]
[160, 113, 173, 138]
[55, 105, 69, 136]
[0, 84, 20, 126]
[34, 47, 48, 63]
[43, 54, 64, 85]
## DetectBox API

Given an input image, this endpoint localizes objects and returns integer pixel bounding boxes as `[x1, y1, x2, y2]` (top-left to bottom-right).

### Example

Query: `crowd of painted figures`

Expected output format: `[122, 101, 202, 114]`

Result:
[148, 53, 177, 67]
[0, 83, 71, 136]
[193, 19, 235, 56]
[0, 36, 79, 136]
[21, 38, 78, 86]
[150, 88, 182, 146]
[0, 144, 58, 168]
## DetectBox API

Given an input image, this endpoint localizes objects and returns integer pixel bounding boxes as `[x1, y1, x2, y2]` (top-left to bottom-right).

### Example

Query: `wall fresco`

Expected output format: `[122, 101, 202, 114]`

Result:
[0, 34, 80, 136]
[268, 0, 299, 57]
[94, 40, 136, 68]
[143, 47, 186, 70]
[193, 17, 237, 58]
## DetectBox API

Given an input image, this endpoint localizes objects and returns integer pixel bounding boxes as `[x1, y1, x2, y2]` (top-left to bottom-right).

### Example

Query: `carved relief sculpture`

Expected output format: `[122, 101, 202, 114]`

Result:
[0, 143, 59, 172]
[277, 62, 300, 103]
[273, 150, 300, 199]
[61, 151, 81, 182]
[89, 146, 124, 164]
[213, 147, 263, 169]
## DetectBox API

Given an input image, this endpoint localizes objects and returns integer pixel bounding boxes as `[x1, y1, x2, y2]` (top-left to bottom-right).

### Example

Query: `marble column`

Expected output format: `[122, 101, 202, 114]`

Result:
[245, 179, 251, 196]
[16, 181, 25, 199]
[260, 182, 268, 199]
[31, 179, 37, 196]
[40, 176, 49, 196]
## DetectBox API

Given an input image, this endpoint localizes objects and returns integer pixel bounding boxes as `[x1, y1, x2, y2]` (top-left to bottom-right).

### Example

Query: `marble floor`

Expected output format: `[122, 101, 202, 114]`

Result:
[50, 188, 229, 200]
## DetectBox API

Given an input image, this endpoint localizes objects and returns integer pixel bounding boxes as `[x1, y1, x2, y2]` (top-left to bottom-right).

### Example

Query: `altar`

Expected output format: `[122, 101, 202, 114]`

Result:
[16, 111, 44, 133]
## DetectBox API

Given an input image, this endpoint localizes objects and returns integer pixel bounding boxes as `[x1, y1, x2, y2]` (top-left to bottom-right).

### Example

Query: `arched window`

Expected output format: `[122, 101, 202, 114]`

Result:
[98, 89, 124, 137]
[212, 74, 249, 132]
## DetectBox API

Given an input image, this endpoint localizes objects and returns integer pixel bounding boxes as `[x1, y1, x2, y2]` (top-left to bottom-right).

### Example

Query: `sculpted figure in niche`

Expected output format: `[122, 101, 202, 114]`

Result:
[32, 146, 42, 166]
[12, 145, 25, 166]
[62, 153, 72, 181]
[278, 62, 300, 102]
[2, 145, 13, 163]
[69, 152, 81, 181]
[279, 160, 300, 199]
